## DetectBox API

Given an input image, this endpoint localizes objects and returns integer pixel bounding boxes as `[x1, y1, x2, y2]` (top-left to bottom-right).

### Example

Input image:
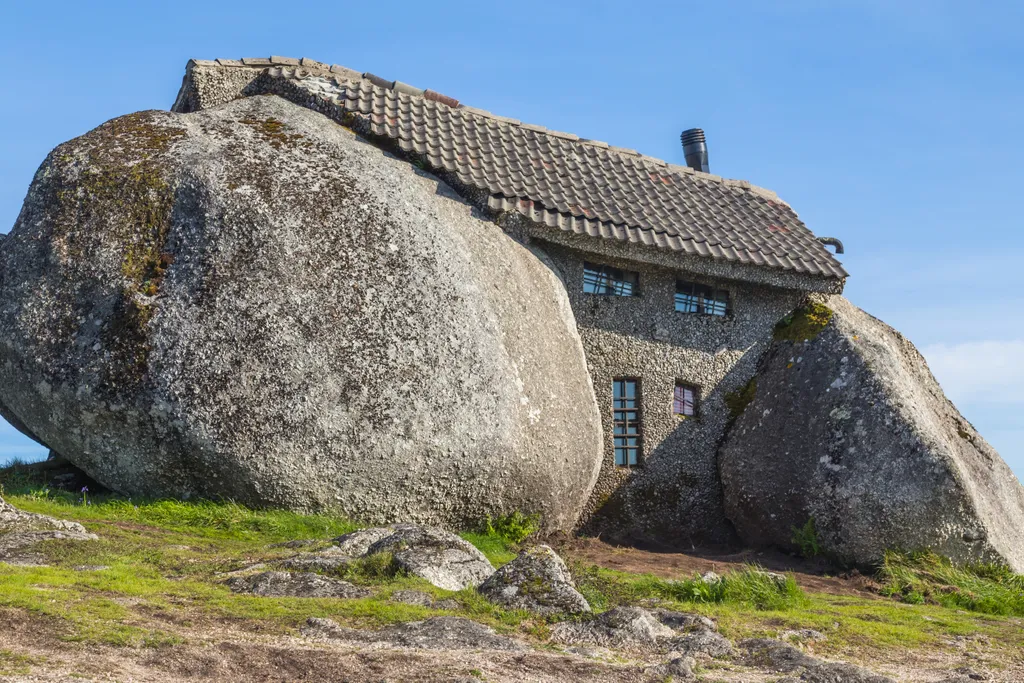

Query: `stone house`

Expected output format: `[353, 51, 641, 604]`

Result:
[173, 57, 848, 545]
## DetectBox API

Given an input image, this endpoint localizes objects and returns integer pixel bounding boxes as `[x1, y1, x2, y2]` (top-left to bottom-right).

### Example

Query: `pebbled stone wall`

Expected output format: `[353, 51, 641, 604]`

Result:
[535, 238, 804, 546]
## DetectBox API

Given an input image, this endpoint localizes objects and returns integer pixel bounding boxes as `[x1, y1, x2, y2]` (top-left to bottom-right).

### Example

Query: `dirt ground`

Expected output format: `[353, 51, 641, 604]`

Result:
[554, 536, 882, 597]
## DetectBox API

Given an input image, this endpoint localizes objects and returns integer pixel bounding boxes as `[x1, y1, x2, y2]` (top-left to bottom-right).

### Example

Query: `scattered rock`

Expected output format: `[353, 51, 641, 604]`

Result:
[649, 608, 717, 633]
[278, 546, 353, 572]
[432, 598, 462, 611]
[740, 638, 894, 683]
[720, 296, 1024, 571]
[780, 629, 828, 643]
[365, 525, 494, 591]
[270, 539, 320, 549]
[551, 606, 675, 651]
[645, 655, 697, 681]
[301, 616, 528, 651]
[478, 545, 590, 615]
[226, 571, 369, 599]
[332, 527, 398, 557]
[668, 629, 733, 659]
[0, 495, 98, 565]
[701, 571, 722, 584]
[389, 589, 435, 607]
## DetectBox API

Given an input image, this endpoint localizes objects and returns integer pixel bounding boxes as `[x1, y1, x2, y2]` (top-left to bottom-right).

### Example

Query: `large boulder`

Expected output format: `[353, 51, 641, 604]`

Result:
[0, 95, 603, 531]
[719, 296, 1024, 571]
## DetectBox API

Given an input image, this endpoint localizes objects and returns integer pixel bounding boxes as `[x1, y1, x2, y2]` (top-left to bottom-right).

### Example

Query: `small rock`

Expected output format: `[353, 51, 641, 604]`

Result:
[740, 638, 894, 683]
[478, 545, 590, 615]
[366, 525, 494, 591]
[649, 608, 717, 633]
[301, 616, 528, 651]
[227, 571, 369, 599]
[73, 565, 110, 572]
[332, 526, 397, 556]
[701, 571, 722, 583]
[551, 606, 675, 651]
[270, 539, 321, 549]
[646, 655, 697, 681]
[390, 589, 435, 607]
[432, 598, 462, 611]
[279, 546, 353, 572]
[780, 628, 827, 643]
[668, 629, 733, 658]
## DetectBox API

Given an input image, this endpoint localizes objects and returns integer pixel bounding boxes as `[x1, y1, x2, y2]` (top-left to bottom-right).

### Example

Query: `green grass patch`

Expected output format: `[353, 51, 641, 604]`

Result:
[570, 562, 806, 612]
[878, 550, 1024, 616]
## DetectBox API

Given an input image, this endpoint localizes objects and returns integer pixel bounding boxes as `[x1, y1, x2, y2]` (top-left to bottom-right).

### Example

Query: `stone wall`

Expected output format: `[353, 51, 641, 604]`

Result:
[536, 238, 805, 545]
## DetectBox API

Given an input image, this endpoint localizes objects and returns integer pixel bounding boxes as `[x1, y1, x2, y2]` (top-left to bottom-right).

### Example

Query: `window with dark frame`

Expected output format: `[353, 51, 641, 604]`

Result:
[584, 262, 639, 296]
[675, 281, 730, 316]
[673, 383, 698, 418]
[613, 379, 641, 466]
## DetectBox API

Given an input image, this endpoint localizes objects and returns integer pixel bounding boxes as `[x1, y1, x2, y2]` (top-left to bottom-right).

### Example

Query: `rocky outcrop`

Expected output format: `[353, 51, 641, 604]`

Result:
[739, 638, 894, 683]
[0, 95, 603, 532]
[719, 296, 1024, 571]
[364, 525, 494, 591]
[478, 545, 590, 615]
[550, 606, 720, 654]
[0, 494, 98, 565]
[226, 570, 369, 598]
[301, 616, 529, 651]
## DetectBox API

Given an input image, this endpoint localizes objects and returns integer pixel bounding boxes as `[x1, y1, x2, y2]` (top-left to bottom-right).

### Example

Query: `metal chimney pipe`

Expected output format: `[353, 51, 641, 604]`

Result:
[680, 128, 709, 173]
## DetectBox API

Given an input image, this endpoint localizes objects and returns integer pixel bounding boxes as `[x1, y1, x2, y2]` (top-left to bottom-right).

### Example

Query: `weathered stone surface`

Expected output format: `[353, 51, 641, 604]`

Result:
[0, 495, 98, 565]
[278, 546, 352, 572]
[331, 527, 398, 557]
[0, 95, 603, 532]
[740, 638, 894, 683]
[668, 629, 733, 658]
[478, 545, 590, 615]
[226, 570, 369, 598]
[551, 606, 676, 651]
[365, 525, 494, 591]
[301, 616, 528, 651]
[720, 296, 1024, 571]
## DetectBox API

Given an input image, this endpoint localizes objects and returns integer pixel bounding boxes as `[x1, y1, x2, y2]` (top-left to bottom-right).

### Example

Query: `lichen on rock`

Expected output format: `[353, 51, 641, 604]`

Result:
[0, 95, 603, 531]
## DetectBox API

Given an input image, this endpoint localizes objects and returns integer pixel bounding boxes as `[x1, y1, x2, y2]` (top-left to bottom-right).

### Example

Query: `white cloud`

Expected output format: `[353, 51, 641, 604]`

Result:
[921, 340, 1024, 404]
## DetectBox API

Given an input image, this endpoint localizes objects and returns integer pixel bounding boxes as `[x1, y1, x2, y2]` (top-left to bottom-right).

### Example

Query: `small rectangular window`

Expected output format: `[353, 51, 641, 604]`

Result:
[673, 383, 698, 418]
[613, 379, 641, 466]
[675, 281, 730, 316]
[584, 262, 639, 297]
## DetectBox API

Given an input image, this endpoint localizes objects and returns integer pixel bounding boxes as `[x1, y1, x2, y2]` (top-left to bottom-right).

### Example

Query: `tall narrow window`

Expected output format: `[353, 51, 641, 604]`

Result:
[673, 383, 698, 418]
[613, 379, 641, 466]
[675, 281, 730, 316]
[584, 262, 639, 296]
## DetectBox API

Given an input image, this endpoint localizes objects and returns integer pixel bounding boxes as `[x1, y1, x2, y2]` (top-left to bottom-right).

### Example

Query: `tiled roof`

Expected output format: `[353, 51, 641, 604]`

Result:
[188, 59, 847, 280]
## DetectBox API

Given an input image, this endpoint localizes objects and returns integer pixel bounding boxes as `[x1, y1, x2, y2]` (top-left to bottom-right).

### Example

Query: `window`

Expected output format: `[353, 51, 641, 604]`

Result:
[584, 262, 639, 296]
[675, 281, 730, 316]
[673, 383, 698, 418]
[613, 379, 641, 466]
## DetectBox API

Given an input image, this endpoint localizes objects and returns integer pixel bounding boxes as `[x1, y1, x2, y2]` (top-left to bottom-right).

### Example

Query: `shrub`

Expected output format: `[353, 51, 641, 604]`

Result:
[482, 512, 540, 545]
[791, 518, 821, 558]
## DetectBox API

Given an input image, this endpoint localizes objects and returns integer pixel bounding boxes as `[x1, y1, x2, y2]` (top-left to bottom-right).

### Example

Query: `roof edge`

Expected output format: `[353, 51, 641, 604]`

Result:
[177, 57, 793, 209]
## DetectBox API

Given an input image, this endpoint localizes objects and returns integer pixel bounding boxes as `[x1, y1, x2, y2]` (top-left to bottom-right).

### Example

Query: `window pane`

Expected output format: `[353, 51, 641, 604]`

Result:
[673, 384, 697, 416]
[584, 262, 638, 297]
[676, 280, 729, 316]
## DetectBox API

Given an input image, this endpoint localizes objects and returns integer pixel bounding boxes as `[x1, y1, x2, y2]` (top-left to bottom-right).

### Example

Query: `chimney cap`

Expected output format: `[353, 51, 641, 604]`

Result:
[680, 128, 709, 173]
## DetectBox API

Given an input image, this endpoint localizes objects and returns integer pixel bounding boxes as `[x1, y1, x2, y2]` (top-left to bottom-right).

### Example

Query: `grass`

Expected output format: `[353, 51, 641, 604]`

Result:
[878, 550, 1024, 616]
[570, 562, 807, 612]
[1, 466, 1023, 668]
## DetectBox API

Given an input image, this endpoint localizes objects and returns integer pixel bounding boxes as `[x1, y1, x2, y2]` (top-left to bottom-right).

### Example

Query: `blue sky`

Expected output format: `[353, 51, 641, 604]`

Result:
[1, 1, 1021, 479]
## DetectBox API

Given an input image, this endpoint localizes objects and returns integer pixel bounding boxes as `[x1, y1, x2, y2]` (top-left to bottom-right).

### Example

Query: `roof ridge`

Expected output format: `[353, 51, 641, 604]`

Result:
[188, 57, 790, 208]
